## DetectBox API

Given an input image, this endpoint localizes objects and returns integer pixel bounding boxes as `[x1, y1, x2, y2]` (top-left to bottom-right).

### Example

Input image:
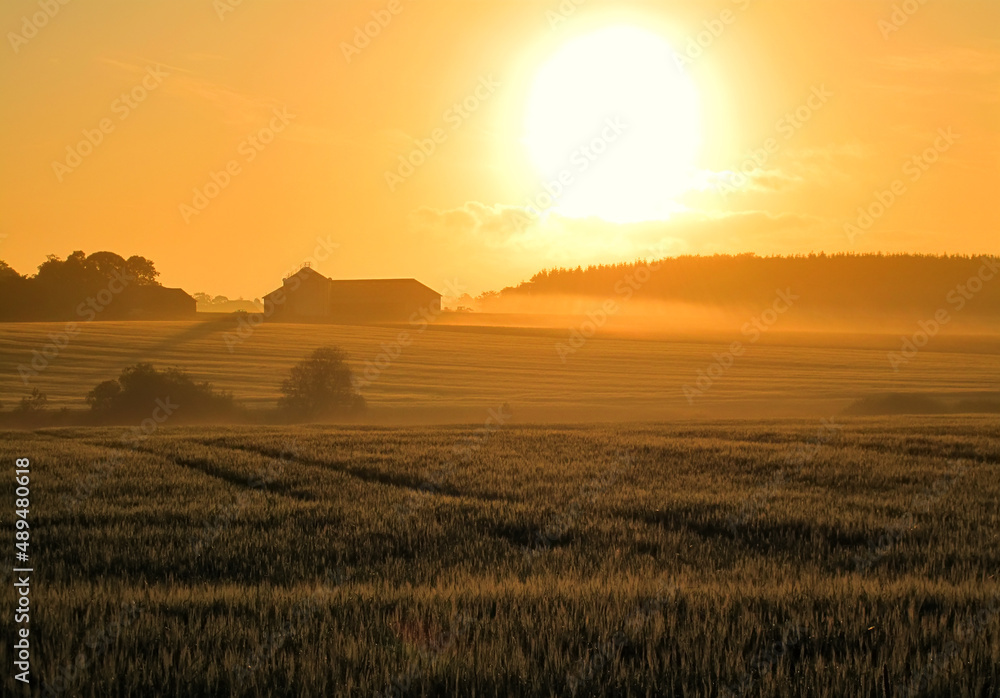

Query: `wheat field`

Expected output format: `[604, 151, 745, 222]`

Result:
[1, 417, 998, 697]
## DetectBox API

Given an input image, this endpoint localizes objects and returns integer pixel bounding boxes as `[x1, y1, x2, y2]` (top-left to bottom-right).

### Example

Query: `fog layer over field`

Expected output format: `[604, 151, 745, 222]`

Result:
[445, 292, 1000, 338]
[1, 314, 998, 425]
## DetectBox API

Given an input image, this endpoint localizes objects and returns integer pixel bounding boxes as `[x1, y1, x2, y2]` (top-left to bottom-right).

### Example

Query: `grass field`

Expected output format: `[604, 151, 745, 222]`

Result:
[2, 417, 998, 696]
[1, 319, 999, 421]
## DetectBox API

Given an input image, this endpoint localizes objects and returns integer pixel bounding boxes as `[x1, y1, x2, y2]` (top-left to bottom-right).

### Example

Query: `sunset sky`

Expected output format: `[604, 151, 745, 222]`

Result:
[1, 0, 997, 298]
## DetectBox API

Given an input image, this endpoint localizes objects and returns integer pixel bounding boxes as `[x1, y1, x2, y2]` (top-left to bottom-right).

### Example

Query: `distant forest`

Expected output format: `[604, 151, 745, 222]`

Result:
[0, 250, 168, 321]
[486, 253, 1000, 316]
[3, 251, 998, 323]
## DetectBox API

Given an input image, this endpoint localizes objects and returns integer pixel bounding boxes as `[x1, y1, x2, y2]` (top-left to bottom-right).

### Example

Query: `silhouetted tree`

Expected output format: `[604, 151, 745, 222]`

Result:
[84, 251, 128, 280]
[86, 363, 235, 421]
[86, 379, 122, 412]
[124, 255, 159, 285]
[0, 260, 21, 283]
[278, 346, 365, 419]
[0, 261, 28, 320]
[0, 250, 166, 321]
[31, 251, 92, 317]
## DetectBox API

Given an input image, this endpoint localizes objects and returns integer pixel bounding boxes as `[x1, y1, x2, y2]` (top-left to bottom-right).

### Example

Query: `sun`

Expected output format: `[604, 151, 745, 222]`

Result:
[523, 25, 702, 224]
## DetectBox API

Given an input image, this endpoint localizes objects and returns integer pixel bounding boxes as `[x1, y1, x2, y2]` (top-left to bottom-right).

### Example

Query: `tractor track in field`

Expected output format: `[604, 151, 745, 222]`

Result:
[191, 438, 516, 505]
[45, 431, 313, 502]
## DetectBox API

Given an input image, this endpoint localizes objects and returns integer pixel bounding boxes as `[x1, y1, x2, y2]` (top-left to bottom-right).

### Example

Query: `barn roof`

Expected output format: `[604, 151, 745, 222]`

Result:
[328, 278, 440, 296]
[266, 269, 440, 300]
[123, 285, 196, 302]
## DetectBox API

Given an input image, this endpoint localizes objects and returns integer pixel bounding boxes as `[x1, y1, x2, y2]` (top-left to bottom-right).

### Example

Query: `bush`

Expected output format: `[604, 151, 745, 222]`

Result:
[278, 346, 365, 419]
[86, 363, 235, 421]
[16, 388, 47, 413]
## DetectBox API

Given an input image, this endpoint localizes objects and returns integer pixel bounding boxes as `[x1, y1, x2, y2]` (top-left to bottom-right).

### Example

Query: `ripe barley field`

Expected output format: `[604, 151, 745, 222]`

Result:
[1, 319, 999, 421]
[1, 417, 998, 697]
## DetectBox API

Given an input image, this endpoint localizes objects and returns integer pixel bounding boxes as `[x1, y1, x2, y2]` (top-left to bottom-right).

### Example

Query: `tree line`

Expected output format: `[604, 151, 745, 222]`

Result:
[484, 253, 1000, 314]
[0, 251, 161, 321]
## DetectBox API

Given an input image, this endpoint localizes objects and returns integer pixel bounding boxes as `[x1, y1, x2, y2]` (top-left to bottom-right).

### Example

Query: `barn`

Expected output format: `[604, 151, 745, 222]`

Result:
[116, 285, 197, 319]
[262, 267, 441, 322]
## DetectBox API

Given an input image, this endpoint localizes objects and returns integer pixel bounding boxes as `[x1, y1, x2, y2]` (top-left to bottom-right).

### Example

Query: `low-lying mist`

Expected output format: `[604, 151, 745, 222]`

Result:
[442, 292, 1000, 345]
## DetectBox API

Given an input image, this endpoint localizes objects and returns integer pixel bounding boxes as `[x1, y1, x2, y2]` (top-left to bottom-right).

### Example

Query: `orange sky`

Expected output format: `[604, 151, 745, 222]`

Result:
[1, 0, 997, 298]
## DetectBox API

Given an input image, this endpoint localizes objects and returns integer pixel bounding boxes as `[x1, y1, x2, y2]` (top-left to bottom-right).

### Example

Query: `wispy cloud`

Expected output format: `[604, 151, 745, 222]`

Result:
[411, 202, 825, 261]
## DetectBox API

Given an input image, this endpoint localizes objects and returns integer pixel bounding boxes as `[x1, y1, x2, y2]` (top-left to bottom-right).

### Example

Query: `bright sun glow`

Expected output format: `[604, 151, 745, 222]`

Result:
[524, 26, 702, 224]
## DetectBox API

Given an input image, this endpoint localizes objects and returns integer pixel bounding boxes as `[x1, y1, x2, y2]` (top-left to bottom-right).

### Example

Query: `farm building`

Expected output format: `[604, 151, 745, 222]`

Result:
[116, 285, 197, 319]
[262, 267, 441, 322]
